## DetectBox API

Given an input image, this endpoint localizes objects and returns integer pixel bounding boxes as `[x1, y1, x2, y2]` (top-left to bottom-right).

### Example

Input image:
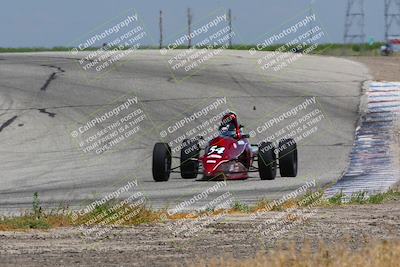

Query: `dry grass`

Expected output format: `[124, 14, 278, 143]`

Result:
[1, 189, 399, 231]
[0, 214, 63, 231]
[0, 194, 163, 231]
[189, 240, 400, 267]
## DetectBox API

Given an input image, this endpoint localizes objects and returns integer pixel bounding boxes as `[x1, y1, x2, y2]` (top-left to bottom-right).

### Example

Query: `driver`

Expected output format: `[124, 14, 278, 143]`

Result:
[219, 111, 242, 139]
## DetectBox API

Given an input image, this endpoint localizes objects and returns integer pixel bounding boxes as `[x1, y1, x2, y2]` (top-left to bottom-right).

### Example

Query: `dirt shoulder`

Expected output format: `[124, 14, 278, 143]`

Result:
[0, 201, 399, 267]
[348, 55, 400, 81]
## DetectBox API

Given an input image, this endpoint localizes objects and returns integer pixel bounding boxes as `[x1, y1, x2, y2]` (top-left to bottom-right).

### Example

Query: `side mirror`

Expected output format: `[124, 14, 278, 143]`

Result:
[242, 134, 250, 138]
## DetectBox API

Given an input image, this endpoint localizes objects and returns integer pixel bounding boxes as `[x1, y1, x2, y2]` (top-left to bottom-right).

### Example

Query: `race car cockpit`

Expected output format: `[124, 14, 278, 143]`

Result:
[218, 112, 243, 139]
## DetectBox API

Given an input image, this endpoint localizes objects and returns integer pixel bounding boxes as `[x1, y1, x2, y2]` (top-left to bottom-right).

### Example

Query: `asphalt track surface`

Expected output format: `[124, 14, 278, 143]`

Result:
[0, 50, 370, 214]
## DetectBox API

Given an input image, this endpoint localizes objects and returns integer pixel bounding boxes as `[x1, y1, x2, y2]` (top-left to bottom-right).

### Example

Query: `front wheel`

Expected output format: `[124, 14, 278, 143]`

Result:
[258, 142, 277, 180]
[152, 143, 172, 182]
[278, 139, 298, 177]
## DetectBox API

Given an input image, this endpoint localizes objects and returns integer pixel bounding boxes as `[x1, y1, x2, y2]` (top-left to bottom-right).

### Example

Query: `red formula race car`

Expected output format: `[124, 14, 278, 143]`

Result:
[152, 112, 298, 181]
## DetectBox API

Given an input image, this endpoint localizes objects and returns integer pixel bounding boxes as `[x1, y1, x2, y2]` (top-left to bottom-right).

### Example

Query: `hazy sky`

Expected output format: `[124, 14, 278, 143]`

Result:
[0, 0, 392, 47]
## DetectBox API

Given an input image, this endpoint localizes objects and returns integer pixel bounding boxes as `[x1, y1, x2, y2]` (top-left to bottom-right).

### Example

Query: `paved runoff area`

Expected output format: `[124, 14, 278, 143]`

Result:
[0, 50, 370, 214]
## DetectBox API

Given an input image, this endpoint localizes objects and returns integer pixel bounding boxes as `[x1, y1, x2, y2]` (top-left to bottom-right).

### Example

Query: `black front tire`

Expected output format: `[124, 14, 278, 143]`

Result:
[180, 139, 200, 179]
[278, 138, 298, 177]
[258, 142, 277, 180]
[152, 143, 172, 182]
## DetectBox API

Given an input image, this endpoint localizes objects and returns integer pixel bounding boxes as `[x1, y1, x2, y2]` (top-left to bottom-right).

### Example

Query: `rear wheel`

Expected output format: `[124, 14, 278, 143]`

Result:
[258, 142, 277, 180]
[278, 138, 297, 177]
[180, 139, 200, 179]
[152, 143, 172, 182]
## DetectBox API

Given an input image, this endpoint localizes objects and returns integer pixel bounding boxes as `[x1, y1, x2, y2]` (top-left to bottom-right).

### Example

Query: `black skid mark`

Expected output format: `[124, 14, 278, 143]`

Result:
[40, 64, 65, 73]
[40, 72, 57, 91]
[38, 108, 56, 118]
[39, 64, 65, 91]
[0, 115, 18, 132]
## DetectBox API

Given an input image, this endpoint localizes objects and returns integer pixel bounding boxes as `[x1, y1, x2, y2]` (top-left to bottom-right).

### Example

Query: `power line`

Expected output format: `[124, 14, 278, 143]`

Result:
[384, 0, 400, 42]
[343, 0, 365, 44]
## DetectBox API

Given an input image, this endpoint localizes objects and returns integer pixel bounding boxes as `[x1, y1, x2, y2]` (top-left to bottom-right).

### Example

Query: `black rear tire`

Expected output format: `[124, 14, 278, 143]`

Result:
[258, 142, 277, 180]
[152, 143, 172, 182]
[180, 139, 200, 179]
[278, 138, 298, 177]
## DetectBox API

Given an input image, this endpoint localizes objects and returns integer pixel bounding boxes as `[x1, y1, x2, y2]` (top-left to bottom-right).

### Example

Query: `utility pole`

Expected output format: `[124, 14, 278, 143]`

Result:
[187, 8, 192, 48]
[309, 2, 314, 41]
[228, 9, 232, 48]
[384, 0, 400, 42]
[343, 0, 365, 44]
[159, 10, 163, 49]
